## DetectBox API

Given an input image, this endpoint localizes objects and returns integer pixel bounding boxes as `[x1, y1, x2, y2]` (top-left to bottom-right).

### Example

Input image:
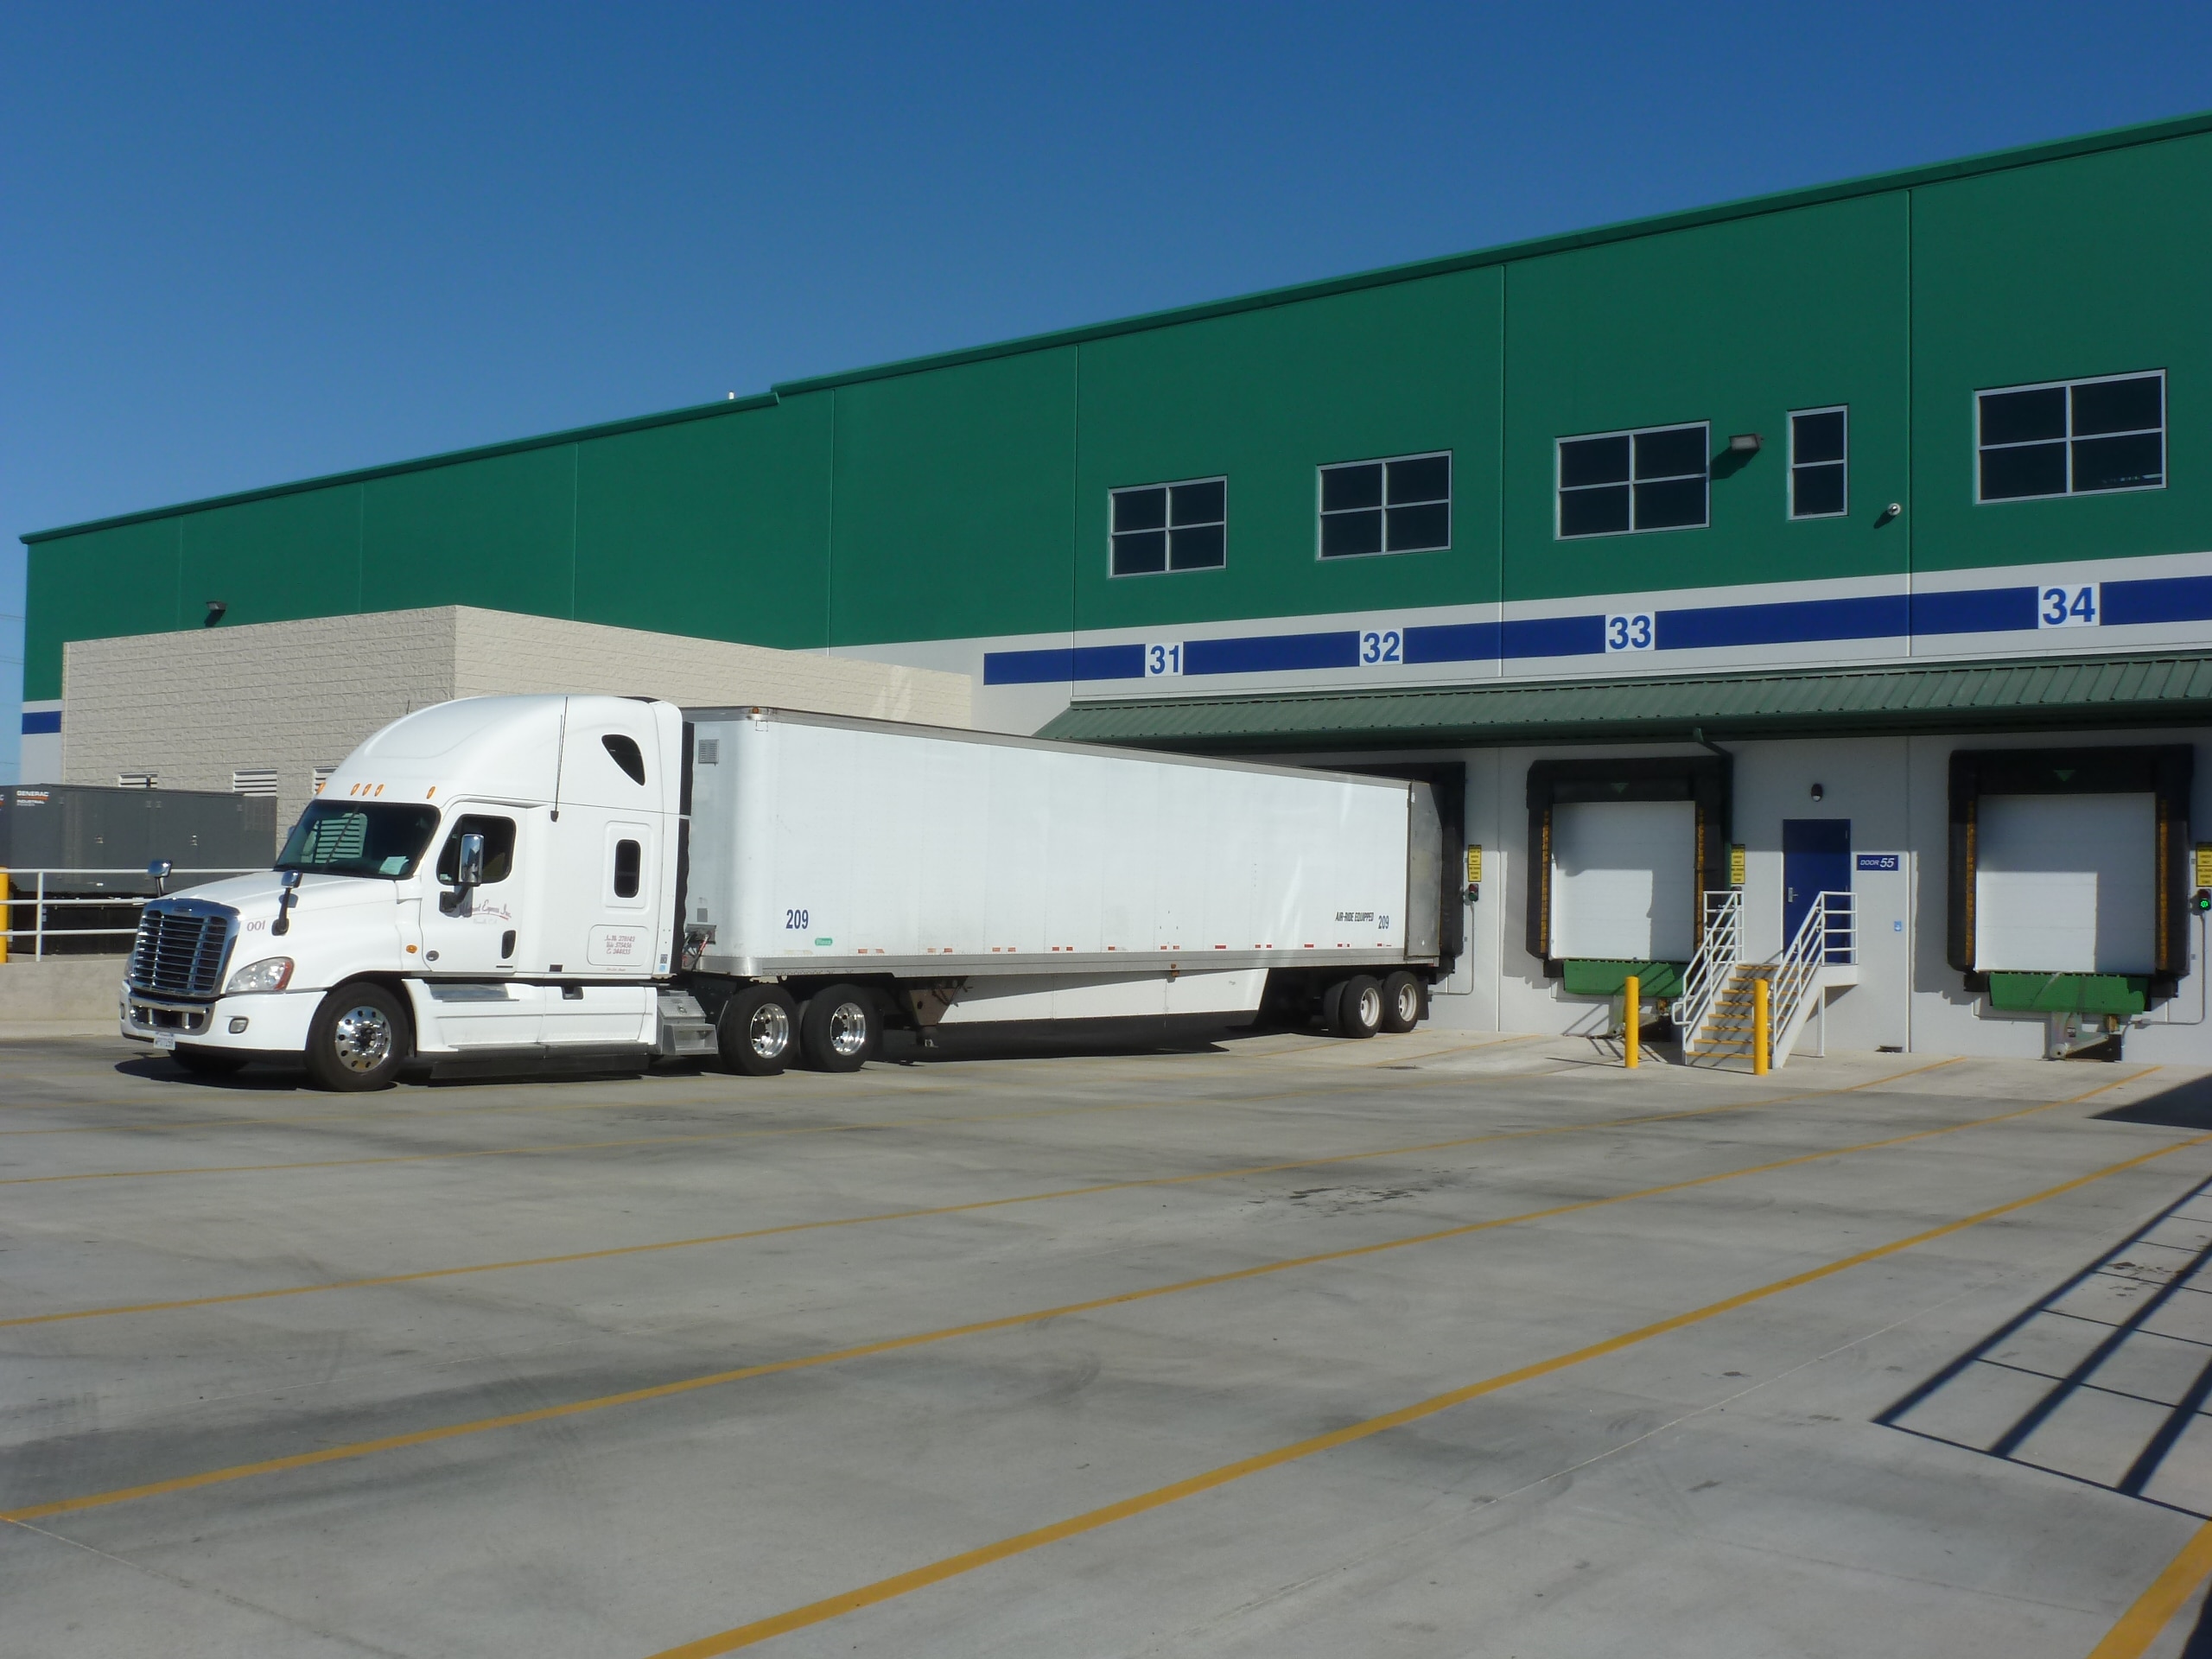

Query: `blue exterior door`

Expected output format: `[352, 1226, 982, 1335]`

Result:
[1783, 819, 1852, 958]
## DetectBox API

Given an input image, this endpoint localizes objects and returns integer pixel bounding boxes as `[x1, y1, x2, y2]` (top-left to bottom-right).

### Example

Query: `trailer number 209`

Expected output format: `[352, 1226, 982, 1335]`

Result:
[785, 909, 810, 930]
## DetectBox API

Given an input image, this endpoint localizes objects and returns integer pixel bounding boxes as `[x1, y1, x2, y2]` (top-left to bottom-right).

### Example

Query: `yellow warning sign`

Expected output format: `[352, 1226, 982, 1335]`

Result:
[1729, 844, 1747, 887]
[1465, 845, 1483, 886]
[2196, 843, 2212, 888]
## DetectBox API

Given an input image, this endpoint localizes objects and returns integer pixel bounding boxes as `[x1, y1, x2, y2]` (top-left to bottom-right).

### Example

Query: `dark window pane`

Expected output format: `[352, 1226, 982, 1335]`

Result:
[1635, 426, 1707, 480]
[1320, 462, 1382, 512]
[1170, 479, 1225, 526]
[1559, 484, 1630, 537]
[1320, 509, 1383, 557]
[1635, 474, 1708, 530]
[2073, 375, 2162, 436]
[613, 839, 641, 899]
[1791, 462, 1846, 518]
[601, 734, 646, 785]
[2073, 432, 2164, 493]
[1111, 487, 1166, 532]
[1792, 410, 1845, 465]
[1385, 502, 1451, 551]
[1387, 454, 1451, 505]
[1169, 523, 1225, 569]
[1980, 386, 2065, 446]
[1559, 435, 1630, 488]
[1980, 442, 2067, 500]
[435, 815, 518, 885]
[1111, 530, 1166, 575]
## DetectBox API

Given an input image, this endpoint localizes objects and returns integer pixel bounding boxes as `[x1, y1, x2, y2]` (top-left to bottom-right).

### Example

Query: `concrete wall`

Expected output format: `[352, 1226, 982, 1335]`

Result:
[0, 956, 126, 1039]
[60, 606, 971, 824]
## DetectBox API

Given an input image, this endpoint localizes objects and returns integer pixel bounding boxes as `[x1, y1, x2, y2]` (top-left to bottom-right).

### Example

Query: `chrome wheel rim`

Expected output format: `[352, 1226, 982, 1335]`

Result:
[1394, 984, 1419, 1023]
[828, 1001, 869, 1058]
[748, 1002, 791, 1058]
[1356, 987, 1382, 1029]
[332, 1004, 392, 1072]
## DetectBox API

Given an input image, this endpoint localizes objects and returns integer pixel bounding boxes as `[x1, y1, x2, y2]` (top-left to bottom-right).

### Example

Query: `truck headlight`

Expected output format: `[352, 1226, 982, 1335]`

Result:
[225, 957, 295, 995]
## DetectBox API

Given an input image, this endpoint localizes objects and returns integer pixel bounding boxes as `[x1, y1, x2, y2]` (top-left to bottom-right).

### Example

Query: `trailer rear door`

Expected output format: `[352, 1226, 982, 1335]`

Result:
[1551, 800, 1697, 963]
[1974, 792, 2156, 973]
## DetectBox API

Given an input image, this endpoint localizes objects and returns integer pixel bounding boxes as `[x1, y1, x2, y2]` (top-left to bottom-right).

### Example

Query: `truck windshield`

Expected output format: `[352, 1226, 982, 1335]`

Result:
[276, 802, 442, 879]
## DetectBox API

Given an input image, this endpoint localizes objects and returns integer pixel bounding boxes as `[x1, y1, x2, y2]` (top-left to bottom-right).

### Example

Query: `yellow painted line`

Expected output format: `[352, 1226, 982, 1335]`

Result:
[0, 1055, 1971, 1330]
[2084, 1517, 2212, 1657]
[645, 1120, 2212, 1657]
[0, 1065, 2120, 1525]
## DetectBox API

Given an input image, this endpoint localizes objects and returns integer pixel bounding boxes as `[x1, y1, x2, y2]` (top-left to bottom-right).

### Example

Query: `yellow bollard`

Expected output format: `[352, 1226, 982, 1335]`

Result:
[1752, 976, 1770, 1075]
[1623, 974, 1639, 1069]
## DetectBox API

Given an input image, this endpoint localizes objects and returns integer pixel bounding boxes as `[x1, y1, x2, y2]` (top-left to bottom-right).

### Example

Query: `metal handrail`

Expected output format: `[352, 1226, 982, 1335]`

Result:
[1, 868, 256, 960]
[1677, 889, 1743, 1058]
[1767, 890, 1855, 1058]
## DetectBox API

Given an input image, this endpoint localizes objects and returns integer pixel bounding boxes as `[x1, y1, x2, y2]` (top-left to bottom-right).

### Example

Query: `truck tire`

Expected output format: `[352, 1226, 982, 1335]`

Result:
[172, 1046, 249, 1077]
[719, 984, 798, 1076]
[304, 982, 410, 1092]
[1380, 970, 1424, 1033]
[800, 983, 878, 1072]
[1332, 975, 1384, 1039]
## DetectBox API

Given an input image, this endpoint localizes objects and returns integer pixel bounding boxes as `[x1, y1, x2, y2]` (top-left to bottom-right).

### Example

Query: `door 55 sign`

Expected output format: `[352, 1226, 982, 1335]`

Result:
[1856, 854, 1901, 872]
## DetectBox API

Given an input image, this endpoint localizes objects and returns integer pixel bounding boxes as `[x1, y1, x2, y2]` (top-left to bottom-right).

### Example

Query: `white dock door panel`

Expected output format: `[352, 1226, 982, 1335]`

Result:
[1975, 792, 2157, 973]
[1551, 800, 1696, 961]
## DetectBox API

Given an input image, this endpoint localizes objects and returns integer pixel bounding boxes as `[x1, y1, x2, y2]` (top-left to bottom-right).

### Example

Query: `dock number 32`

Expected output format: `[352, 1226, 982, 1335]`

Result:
[1359, 629, 1402, 665]
[2038, 583, 2101, 629]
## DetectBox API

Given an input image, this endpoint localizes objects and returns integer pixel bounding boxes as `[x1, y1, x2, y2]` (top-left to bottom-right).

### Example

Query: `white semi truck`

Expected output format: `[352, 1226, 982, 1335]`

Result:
[120, 696, 1448, 1090]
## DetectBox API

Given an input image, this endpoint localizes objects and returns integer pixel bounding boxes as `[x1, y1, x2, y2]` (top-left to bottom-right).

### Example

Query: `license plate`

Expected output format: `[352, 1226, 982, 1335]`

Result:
[153, 1030, 178, 1051]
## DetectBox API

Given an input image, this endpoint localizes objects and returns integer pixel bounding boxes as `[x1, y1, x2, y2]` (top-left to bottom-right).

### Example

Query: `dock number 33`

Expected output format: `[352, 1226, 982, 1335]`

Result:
[1605, 613, 1655, 652]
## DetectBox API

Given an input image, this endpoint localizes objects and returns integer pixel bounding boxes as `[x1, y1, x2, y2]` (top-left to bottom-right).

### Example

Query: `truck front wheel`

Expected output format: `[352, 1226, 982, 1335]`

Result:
[719, 984, 798, 1077]
[304, 982, 410, 1092]
[801, 984, 878, 1072]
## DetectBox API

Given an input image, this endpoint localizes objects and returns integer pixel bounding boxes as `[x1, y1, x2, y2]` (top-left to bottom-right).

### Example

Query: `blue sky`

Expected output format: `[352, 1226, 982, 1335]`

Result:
[5, 1, 2210, 782]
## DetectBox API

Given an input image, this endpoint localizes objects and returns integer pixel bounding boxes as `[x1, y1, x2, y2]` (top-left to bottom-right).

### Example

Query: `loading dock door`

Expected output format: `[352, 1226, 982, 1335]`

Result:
[1551, 800, 1696, 963]
[1974, 792, 2157, 973]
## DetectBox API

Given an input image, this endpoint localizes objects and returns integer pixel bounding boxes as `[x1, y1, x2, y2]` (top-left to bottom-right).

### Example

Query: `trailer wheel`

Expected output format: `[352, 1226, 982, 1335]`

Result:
[304, 982, 410, 1092]
[719, 984, 798, 1076]
[801, 984, 878, 1072]
[1380, 970, 1424, 1033]
[1332, 975, 1384, 1039]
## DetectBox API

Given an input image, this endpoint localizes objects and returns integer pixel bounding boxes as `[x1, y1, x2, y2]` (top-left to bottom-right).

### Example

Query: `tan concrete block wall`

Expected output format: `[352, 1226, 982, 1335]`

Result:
[449, 610, 972, 728]
[65, 608, 462, 827]
[63, 607, 972, 830]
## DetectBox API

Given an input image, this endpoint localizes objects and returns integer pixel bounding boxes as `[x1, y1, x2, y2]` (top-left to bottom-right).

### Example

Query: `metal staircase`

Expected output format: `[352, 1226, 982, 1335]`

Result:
[1681, 889, 1857, 1068]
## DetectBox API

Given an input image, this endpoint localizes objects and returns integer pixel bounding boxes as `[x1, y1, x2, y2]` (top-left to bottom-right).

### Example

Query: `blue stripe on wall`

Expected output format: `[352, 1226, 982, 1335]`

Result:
[1910, 586, 2036, 635]
[1186, 630, 1358, 675]
[2104, 574, 2212, 626]
[1502, 614, 1605, 658]
[21, 709, 60, 735]
[1403, 620, 1501, 665]
[1659, 593, 1907, 650]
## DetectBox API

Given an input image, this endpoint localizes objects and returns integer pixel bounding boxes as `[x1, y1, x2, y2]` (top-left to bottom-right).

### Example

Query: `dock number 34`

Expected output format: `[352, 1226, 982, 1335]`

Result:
[2038, 583, 2101, 629]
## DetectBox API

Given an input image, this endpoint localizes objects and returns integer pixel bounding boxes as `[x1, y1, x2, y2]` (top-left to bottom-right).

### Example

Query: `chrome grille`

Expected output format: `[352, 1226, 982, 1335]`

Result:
[128, 904, 236, 998]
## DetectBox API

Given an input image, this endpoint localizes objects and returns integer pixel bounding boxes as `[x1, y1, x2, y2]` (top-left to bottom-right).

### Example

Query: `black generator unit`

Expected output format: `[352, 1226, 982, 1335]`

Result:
[1, 785, 276, 897]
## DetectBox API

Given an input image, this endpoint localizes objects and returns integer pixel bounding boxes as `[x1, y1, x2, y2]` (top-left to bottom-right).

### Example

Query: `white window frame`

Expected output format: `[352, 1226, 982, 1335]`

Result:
[1314, 449, 1452, 560]
[1555, 421, 1710, 540]
[1788, 405, 1849, 520]
[1109, 475, 1228, 578]
[1974, 369, 2166, 504]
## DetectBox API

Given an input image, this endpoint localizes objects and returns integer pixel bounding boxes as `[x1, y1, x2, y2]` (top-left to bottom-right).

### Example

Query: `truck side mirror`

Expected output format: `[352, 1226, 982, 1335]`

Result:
[457, 832, 486, 891]
[146, 858, 172, 895]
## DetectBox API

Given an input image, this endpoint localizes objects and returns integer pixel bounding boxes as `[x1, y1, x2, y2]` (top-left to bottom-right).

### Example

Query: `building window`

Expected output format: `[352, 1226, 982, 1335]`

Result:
[1318, 453, 1451, 557]
[116, 772, 157, 789]
[1789, 408, 1847, 518]
[231, 768, 277, 798]
[1557, 423, 1709, 537]
[1110, 478, 1226, 575]
[1979, 371, 2164, 501]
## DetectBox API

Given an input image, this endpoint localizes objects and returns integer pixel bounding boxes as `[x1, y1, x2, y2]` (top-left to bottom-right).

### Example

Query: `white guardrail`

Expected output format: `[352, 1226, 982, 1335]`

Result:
[1676, 888, 1744, 1059]
[0, 869, 256, 961]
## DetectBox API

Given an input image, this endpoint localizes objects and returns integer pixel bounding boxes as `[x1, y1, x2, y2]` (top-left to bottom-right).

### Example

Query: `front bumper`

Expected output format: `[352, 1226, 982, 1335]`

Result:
[122, 987, 322, 1052]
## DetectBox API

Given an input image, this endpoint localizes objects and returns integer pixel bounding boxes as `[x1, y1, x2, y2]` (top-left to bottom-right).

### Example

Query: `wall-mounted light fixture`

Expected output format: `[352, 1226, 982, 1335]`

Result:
[1727, 433, 1762, 454]
[204, 600, 228, 626]
[1810, 782, 1826, 802]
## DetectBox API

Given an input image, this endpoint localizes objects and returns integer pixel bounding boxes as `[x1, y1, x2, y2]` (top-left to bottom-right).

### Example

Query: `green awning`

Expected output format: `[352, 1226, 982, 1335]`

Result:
[1037, 650, 2212, 752]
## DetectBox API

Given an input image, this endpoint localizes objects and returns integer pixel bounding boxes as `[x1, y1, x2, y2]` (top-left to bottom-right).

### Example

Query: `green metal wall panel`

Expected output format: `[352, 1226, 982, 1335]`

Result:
[1072, 270, 1501, 632]
[26, 518, 182, 699]
[1909, 131, 2212, 575]
[575, 392, 831, 650]
[181, 485, 365, 631]
[828, 348, 1076, 645]
[1502, 193, 1910, 603]
[362, 444, 579, 618]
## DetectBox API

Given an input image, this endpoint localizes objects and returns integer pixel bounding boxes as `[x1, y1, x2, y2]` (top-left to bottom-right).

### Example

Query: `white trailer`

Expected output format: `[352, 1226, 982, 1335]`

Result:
[118, 696, 1447, 1090]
